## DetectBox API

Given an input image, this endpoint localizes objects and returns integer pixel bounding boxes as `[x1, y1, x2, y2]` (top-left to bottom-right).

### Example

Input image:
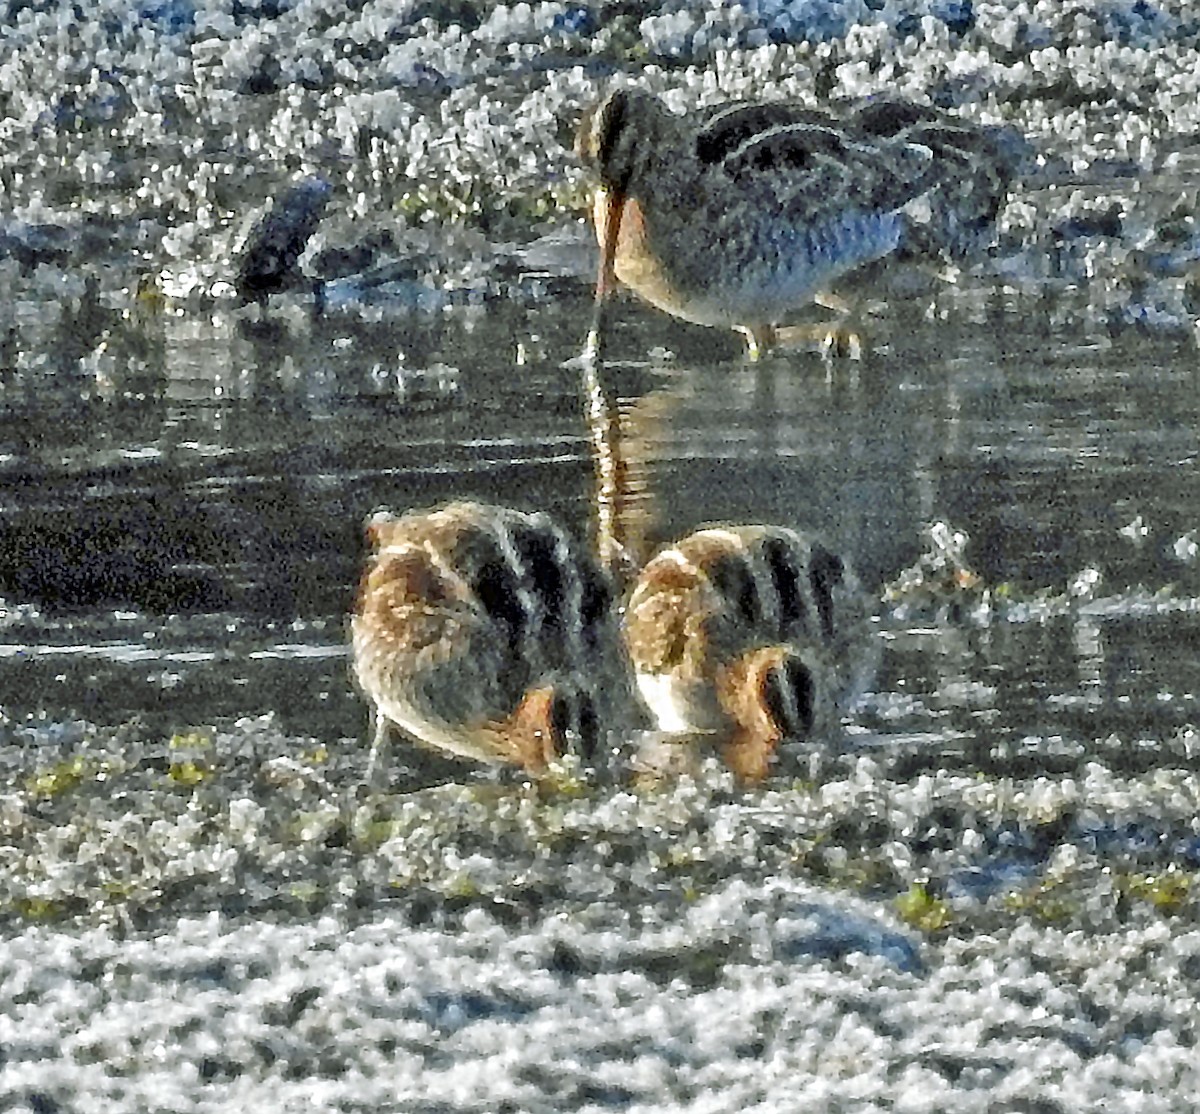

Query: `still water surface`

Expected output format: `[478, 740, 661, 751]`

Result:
[2, 284, 1199, 786]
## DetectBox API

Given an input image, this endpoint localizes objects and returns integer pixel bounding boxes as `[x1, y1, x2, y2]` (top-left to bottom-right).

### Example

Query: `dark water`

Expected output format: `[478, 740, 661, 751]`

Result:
[3, 282, 1200, 782]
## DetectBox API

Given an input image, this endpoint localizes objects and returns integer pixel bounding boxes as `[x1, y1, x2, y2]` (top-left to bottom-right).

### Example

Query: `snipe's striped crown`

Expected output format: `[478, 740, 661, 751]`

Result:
[575, 86, 668, 195]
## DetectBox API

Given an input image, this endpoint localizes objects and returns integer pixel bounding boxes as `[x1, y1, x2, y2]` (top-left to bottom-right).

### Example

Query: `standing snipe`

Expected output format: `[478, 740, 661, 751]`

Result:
[576, 88, 1018, 359]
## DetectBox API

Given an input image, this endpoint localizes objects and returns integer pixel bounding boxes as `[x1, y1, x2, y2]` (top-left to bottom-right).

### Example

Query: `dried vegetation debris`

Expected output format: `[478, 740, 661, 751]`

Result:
[4, 748, 1200, 1108]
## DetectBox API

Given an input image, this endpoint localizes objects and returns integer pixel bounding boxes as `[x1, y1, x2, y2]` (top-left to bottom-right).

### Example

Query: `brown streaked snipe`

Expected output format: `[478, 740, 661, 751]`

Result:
[623, 524, 873, 783]
[351, 501, 631, 786]
[575, 87, 1019, 359]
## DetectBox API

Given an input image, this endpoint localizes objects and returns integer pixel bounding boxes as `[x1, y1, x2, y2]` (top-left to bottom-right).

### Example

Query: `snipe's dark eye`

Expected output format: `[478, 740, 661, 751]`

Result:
[583, 89, 630, 180]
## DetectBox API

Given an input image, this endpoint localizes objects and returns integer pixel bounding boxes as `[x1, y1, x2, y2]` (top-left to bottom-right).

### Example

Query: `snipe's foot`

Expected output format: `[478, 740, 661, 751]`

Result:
[773, 322, 865, 361]
[735, 324, 777, 362]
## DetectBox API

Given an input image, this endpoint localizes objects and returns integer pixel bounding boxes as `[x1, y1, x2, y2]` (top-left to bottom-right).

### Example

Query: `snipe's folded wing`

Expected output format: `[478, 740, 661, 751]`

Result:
[849, 98, 1021, 260]
[693, 101, 839, 166]
[716, 120, 937, 223]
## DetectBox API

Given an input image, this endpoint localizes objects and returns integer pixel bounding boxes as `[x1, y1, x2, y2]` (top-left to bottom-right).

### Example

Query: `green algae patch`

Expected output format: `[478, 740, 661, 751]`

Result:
[1121, 869, 1193, 914]
[13, 895, 70, 922]
[165, 730, 217, 787]
[1003, 880, 1079, 925]
[529, 758, 591, 801]
[26, 755, 117, 799]
[26, 757, 88, 799]
[168, 730, 214, 751]
[444, 873, 481, 900]
[167, 759, 214, 787]
[895, 884, 953, 934]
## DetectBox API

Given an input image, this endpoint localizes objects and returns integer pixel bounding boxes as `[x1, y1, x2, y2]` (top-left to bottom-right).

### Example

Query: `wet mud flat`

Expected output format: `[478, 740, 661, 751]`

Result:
[3, 711, 1200, 1110]
[4, 293, 1200, 1109]
[5, 0, 1200, 1108]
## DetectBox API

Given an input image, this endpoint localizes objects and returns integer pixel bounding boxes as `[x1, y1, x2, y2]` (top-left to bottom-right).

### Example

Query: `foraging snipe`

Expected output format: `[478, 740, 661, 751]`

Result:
[576, 88, 1018, 359]
[624, 524, 871, 782]
[351, 501, 628, 784]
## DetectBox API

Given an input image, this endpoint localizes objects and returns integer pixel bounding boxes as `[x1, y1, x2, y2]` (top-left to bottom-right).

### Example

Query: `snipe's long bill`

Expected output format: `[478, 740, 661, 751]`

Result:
[575, 87, 1018, 360]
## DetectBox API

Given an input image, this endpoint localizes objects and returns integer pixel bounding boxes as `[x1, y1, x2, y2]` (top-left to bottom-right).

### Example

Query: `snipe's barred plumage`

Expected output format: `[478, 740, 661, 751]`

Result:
[624, 525, 872, 783]
[844, 98, 1019, 268]
[352, 502, 628, 782]
[352, 504, 872, 785]
[576, 88, 1019, 358]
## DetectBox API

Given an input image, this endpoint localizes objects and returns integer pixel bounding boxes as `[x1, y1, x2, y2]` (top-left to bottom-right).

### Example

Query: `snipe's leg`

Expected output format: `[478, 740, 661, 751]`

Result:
[364, 707, 390, 790]
[583, 306, 606, 365]
[818, 291, 861, 357]
[767, 322, 863, 360]
[787, 290, 866, 359]
[739, 303, 865, 361]
[736, 324, 777, 362]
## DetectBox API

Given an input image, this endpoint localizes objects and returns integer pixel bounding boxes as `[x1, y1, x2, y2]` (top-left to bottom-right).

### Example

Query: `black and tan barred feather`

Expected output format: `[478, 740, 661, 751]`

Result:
[624, 525, 872, 782]
[352, 501, 632, 783]
[847, 97, 1020, 264]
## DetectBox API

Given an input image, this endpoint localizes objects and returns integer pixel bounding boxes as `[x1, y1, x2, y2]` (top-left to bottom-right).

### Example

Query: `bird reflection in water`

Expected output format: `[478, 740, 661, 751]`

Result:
[351, 348, 876, 788]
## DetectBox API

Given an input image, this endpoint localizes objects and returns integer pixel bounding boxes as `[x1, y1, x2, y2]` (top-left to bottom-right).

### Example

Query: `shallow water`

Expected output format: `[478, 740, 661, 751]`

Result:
[3, 281, 1200, 782]
[8, 276, 1200, 1113]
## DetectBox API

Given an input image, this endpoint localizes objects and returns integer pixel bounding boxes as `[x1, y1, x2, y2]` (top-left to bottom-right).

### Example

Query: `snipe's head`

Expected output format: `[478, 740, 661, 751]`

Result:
[576, 87, 673, 356]
[714, 644, 818, 783]
[575, 86, 669, 195]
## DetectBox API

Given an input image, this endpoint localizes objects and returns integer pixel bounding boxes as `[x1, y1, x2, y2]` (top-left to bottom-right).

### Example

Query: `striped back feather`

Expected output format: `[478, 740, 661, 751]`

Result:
[353, 502, 629, 772]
